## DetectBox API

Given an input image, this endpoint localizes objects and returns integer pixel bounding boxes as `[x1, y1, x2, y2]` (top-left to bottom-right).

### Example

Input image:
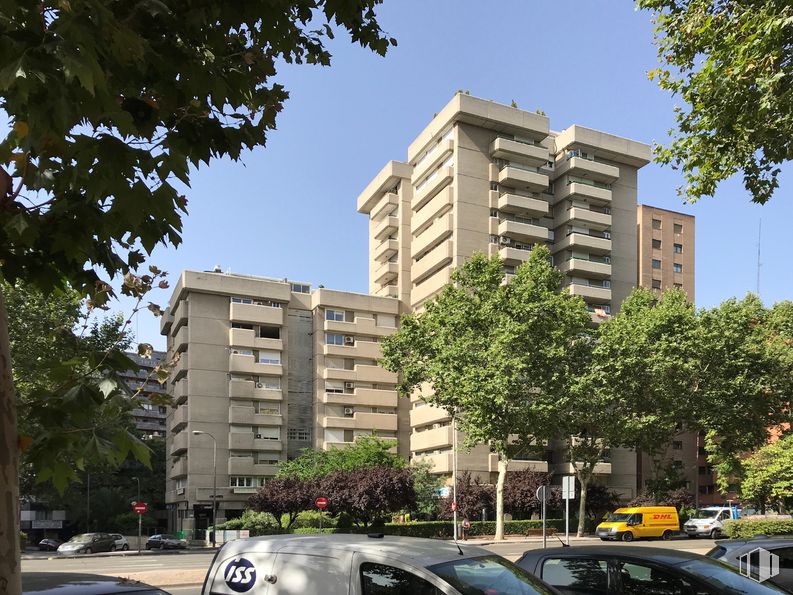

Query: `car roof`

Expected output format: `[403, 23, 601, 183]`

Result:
[22, 573, 164, 594]
[714, 537, 793, 553]
[519, 545, 704, 566]
[218, 534, 495, 568]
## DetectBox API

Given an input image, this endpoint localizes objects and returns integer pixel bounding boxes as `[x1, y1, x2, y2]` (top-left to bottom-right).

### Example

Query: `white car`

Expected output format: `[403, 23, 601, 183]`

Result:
[202, 534, 556, 594]
[110, 533, 130, 551]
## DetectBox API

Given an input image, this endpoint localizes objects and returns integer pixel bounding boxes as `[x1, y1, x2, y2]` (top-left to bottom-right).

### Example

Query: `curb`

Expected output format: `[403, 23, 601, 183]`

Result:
[22, 548, 216, 561]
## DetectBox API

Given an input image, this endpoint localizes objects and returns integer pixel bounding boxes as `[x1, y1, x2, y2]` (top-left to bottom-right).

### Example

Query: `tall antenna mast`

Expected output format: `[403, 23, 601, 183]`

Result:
[756, 218, 762, 296]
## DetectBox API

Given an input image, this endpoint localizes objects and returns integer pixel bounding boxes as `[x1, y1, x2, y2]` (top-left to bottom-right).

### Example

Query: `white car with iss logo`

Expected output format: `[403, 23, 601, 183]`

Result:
[201, 533, 557, 594]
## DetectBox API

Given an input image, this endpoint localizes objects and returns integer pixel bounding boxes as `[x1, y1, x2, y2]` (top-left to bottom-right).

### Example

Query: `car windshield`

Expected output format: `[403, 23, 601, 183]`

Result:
[606, 513, 631, 522]
[690, 508, 720, 519]
[428, 555, 556, 595]
[68, 535, 93, 543]
[677, 558, 787, 593]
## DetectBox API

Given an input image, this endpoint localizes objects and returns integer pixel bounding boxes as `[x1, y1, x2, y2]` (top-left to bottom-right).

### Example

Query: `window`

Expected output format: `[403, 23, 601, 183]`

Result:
[326, 381, 344, 394]
[290, 283, 310, 294]
[674, 243, 683, 254]
[258, 350, 281, 365]
[489, 182, 498, 191]
[229, 476, 264, 488]
[674, 283, 683, 289]
[377, 314, 397, 328]
[326, 309, 344, 321]
[259, 377, 280, 390]
[429, 555, 549, 594]
[360, 562, 443, 595]
[255, 427, 280, 441]
[540, 558, 608, 591]
[344, 429, 354, 442]
[673, 263, 683, 273]
[616, 561, 695, 594]
[672, 460, 684, 469]
[652, 279, 662, 289]
[489, 234, 499, 244]
[652, 239, 662, 250]
[325, 333, 345, 345]
[259, 325, 280, 339]
[652, 218, 662, 230]
[255, 402, 280, 415]
[674, 223, 683, 233]
[490, 209, 498, 218]
[287, 428, 311, 441]
[175, 477, 186, 489]
[232, 322, 254, 330]
[672, 441, 683, 450]
[231, 296, 253, 304]
[652, 259, 661, 269]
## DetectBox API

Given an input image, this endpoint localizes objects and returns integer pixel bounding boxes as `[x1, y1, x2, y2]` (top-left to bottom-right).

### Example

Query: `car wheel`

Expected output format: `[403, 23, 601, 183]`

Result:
[84, 547, 92, 554]
[122, 544, 129, 551]
[110, 545, 116, 552]
[622, 531, 634, 542]
[709, 529, 719, 539]
[662, 530, 673, 540]
[145, 544, 151, 550]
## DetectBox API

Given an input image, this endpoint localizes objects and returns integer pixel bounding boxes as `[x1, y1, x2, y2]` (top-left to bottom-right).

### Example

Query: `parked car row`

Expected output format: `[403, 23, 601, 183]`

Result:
[42, 532, 153, 554]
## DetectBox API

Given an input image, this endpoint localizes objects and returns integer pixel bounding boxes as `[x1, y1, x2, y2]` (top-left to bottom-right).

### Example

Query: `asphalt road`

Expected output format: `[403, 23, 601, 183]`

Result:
[22, 536, 720, 595]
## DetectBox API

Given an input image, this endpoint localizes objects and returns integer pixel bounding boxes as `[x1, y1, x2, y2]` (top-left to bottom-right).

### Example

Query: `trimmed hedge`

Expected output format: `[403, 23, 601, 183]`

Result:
[724, 518, 793, 539]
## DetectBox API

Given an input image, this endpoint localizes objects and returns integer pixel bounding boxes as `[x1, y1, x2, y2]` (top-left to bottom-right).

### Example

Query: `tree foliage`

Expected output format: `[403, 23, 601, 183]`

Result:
[409, 459, 444, 519]
[381, 248, 589, 539]
[741, 433, 793, 513]
[638, 0, 793, 203]
[248, 477, 314, 530]
[276, 436, 404, 481]
[581, 484, 622, 521]
[502, 470, 559, 519]
[437, 471, 494, 521]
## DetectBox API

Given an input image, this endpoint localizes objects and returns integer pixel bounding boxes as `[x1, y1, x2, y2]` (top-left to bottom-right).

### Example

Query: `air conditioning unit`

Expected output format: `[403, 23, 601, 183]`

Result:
[344, 407, 354, 416]
[344, 336, 355, 346]
[499, 236, 512, 245]
[255, 433, 262, 439]
[255, 382, 264, 389]
[344, 382, 355, 390]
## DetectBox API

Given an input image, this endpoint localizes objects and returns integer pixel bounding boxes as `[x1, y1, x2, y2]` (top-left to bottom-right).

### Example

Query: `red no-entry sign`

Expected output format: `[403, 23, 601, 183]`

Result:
[315, 497, 328, 509]
[132, 502, 148, 515]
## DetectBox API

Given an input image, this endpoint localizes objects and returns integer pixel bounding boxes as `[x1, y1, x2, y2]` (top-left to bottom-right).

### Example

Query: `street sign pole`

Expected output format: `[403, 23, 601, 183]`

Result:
[565, 493, 569, 545]
[138, 512, 142, 554]
[535, 486, 547, 549]
[315, 497, 328, 534]
[562, 476, 575, 546]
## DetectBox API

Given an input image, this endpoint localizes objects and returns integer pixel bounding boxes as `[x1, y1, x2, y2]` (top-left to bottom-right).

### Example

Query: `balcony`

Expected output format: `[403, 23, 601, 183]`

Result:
[171, 299, 188, 330]
[173, 379, 188, 405]
[170, 456, 188, 478]
[566, 283, 612, 302]
[171, 355, 187, 381]
[410, 404, 451, 428]
[498, 246, 533, 265]
[171, 405, 188, 431]
[552, 232, 612, 255]
[411, 425, 454, 453]
[228, 457, 279, 477]
[412, 186, 453, 234]
[413, 240, 454, 284]
[373, 239, 399, 263]
[323, 388, 398, 408]
[412, 138, 454, 185]
[412, 268, 451, 308]
[555, 182, 612, 205]
[229, 302, 283, 326]
[228, 406, 283, 427]
[497, 193, 549, 217]
[229, 328, 283, 352]
[490, 137, 549, 168]
[413, 213, 453, 259]
[488, 453, 548, 473]
[375, 284, 399, 298]
[323, 412, 398, 432]
[413, 166, 453, 212]
[555, 461, 612, 475]
[169, 431, 188, 456]
[229, 353, 283, 377]
[373, 261, 399, 285]
[558, 257, 612, 279]
[589, 310, 612, 324]
[228, 433, 283, 452]
[555, 207, 611, 230]
[498, 219, 552, 244]
[554, 156, 619, 184]
[355, 364, 398, 384]
[174, 325, 189, 353]
[323, 316, 397, 338]
[324, 340, 382, 360]
[498, 165, 549, 193]
[371, 192, 399, 221]
[373, 215, 399, 241]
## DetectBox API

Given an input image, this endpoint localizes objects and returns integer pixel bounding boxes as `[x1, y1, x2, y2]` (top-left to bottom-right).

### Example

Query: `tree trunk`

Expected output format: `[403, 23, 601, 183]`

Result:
[494, 457, 508, 541]
[0, 287, 21, 595]
[576, 472, 590, 538]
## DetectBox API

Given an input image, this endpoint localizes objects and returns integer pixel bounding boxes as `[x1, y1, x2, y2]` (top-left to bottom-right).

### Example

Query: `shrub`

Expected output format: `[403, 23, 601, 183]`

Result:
[216, 510, 282, 536]
[20, 531, 28, 548]
[724, 518, 793, 539]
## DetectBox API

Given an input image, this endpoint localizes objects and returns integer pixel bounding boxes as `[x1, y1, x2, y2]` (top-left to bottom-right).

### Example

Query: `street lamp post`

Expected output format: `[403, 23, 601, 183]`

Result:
[132, 476, 141, 554]
[192, 430, 217, 548]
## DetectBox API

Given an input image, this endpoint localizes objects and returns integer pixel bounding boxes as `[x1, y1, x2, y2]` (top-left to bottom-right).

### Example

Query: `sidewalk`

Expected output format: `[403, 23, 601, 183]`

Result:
[21, 547, 213, 561]
[460, 535, 600, 546]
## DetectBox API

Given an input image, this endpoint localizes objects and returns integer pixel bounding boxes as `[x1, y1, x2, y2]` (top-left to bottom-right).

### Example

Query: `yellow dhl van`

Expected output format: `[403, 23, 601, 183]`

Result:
[595, 506, 679, 542]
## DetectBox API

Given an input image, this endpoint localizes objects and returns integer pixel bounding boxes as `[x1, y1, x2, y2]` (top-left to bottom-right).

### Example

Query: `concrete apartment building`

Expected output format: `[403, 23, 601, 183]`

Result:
[635, 206, 716, 503]
[160, 270, 406, 535]
[357, 93, 651, 499]
[121, 350, 168, 438]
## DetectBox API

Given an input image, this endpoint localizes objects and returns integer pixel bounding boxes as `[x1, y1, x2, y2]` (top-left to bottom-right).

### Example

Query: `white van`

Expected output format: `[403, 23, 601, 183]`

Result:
[683, 506, 740, 538]
[201, 534, 555, 594]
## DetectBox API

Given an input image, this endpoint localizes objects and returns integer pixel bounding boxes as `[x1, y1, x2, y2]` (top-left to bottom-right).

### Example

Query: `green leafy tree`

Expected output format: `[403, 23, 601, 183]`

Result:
[409, 459, 444, 519]
[276, 436, 404, 481]
[638, 0, 793, 203]
[381, 249, 590, 540]
[741, 433, 793, 514]
[0, 2, 396, 591]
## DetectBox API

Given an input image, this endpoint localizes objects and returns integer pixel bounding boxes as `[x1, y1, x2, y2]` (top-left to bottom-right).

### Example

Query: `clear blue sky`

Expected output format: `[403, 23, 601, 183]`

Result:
[109, 0, 791, 349]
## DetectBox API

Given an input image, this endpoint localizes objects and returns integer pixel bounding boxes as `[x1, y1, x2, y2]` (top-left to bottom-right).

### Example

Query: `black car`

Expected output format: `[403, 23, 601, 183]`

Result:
[516, 545, 787, 594]
[38, 538, 62, 551]
[708, 537, 793, 592]
[145, 534, 187, 550]
[23, 572, 170, 594]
